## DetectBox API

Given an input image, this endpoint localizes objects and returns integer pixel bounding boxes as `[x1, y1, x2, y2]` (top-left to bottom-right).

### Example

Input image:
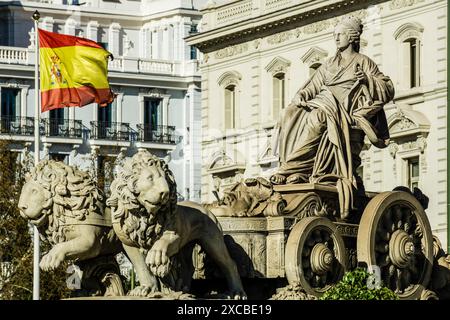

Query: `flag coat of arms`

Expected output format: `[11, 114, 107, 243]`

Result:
[39, 29, 115, 112]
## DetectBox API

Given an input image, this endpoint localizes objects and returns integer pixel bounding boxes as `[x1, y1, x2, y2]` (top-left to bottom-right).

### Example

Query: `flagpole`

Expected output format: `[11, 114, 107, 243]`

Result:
[32, 9, 40, 301]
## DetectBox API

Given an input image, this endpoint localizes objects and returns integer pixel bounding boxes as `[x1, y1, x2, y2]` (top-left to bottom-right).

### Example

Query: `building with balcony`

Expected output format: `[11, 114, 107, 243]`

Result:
[187, 0, 448, 248]
[0, 0, 206, 201]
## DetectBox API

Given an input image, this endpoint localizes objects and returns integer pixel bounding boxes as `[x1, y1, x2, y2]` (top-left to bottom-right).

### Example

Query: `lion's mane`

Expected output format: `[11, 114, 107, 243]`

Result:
[106, 151, 177, 249]
[26, 160, 105, 245]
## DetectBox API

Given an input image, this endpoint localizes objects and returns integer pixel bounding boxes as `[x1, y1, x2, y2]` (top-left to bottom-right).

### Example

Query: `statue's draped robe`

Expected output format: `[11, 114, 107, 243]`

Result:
[274, 52, 394, 218]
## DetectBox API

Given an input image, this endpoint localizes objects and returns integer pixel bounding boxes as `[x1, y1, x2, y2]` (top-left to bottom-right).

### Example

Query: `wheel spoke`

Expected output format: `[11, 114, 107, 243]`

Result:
[378, 254, 390, 268]
[302, 246, 311, 257]
[376, 227, 390, 242]
[393, 206, 403, 227]
[312, 229, 322, 243]
[306, 236, 315, 247]
[302, 258, 310, 269]
[375, 243, 389, 253]
[401, 269, 411, 291]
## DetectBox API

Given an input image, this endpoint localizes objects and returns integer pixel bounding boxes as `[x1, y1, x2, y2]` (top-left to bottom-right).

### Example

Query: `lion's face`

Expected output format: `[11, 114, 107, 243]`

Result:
[18, 180, 52, 226]
[135, 165, 170, 214]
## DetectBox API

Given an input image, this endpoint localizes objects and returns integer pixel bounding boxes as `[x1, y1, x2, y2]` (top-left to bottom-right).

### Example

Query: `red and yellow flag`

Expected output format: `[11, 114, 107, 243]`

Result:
[38, 29, 115, 112]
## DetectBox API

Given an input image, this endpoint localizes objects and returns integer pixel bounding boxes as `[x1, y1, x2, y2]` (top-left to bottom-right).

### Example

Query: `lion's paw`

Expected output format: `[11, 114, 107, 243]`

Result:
[127, 285, 158, 297]
[39, 247, 65, 272]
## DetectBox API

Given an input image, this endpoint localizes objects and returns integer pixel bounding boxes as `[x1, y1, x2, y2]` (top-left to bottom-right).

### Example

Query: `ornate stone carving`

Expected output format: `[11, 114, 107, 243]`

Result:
[388, 142, 399, 158]
[300, 46, 328, 67]
[205, 177, 286, 217]
[214, 43, 249, 59]
[302, 20, 330, 34]
[335, 223, 359, 237]
[267, 31, 292, 45]
[417, 136, 427, 153]
[217, 71, 242, 87]
[390, 0, 425, 10]
[146, 88, 166, 98]
[265, 56, 291, 76]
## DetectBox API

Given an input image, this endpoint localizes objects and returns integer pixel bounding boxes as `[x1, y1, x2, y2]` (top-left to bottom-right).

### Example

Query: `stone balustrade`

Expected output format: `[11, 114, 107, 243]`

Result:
[0, 46, 29, 65]
[0, 46, 197, 76]
[201, 0, 307, 31]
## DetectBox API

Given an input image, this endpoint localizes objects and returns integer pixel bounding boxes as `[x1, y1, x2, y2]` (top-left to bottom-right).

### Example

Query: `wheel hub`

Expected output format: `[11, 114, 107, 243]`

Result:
[389, 229, 415, 268]
[310, 243, 334, 275]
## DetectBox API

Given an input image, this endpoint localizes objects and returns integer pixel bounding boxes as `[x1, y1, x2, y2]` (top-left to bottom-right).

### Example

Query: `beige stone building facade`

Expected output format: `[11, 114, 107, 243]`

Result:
[187, 0, 448, 248]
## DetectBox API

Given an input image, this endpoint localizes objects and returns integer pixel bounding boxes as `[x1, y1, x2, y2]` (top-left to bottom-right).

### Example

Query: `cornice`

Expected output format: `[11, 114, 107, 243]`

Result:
[186, 0, 391, 53]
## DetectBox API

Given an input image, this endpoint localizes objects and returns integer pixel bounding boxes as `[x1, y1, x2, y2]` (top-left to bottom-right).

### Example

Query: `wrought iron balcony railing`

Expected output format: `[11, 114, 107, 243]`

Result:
[136, 124, 177, 144]
[90, 121, 131, 141]
[0, 116, 34, 135]
[42, 118, 83, 138]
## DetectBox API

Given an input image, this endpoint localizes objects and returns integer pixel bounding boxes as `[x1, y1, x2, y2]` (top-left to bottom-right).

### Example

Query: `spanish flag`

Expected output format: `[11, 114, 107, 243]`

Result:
[39, 29, 115, 112]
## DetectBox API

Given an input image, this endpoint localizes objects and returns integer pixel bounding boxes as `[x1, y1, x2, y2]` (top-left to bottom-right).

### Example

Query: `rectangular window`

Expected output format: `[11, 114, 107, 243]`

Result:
[1, 88, 20, 118]
[190, 46, 197, 60]
[1, 88, 20, 134]
[97, 102, 116, 139]
[403, 38, 420, 89]
[272, 74, 285, 120]
[407, 157, 419, 190]
[144, 98, 162, 140]
[409, 39, 417, 88]
[224, 85, 236, 129]
[49, 108, 66, 136]
[309, 63, 321, 77]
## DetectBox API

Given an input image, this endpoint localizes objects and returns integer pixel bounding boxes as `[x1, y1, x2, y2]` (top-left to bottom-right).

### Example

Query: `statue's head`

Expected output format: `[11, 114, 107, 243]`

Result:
[18, 160, 104, 243]
[334, 16, 363, 53]
[107, 150, 177, 218]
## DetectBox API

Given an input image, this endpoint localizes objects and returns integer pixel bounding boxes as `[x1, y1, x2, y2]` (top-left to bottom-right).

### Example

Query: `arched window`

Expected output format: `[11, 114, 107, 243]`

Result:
[272, 73, 285, 120]
[394, 22, 424, 89]
[218, 71, 241, 130]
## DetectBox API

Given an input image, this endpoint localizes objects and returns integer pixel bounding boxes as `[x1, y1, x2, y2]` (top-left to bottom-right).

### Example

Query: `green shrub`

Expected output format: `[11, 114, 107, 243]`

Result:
[320, 268, 399, 300]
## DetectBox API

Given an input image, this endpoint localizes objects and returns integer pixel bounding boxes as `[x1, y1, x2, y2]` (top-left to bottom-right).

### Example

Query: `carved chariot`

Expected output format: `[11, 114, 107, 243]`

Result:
[202, 181, 435, 300]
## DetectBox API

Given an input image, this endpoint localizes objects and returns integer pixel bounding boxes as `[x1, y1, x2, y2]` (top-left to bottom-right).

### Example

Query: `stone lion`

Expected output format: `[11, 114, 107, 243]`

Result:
[107, 150, 246, 299]
[18, 160, 123, 295]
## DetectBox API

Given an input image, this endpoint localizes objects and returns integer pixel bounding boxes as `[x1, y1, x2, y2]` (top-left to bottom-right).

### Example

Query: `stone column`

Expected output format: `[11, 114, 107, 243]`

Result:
[20, 86, 28, 117]
[64, 18, 77, 35]
[41, 17, 54, 32]
[87, 21, 99, 41]
[109, 23, 121, 56]
[151, 27, 159, 59]
[173, 20, 180, 61]
[116, 91, 124, 123]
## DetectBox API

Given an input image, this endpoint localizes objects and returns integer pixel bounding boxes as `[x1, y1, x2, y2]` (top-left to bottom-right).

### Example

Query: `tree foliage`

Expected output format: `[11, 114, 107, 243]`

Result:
[0, 141, 70, 300]
[320, 268, 399, 300]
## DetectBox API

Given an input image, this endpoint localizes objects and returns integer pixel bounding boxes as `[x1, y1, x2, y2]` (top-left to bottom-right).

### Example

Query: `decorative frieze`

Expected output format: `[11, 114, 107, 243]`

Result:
[267, 31, 292, 45]
[214, 43, 249, 59]
[389, 0, 425, 10]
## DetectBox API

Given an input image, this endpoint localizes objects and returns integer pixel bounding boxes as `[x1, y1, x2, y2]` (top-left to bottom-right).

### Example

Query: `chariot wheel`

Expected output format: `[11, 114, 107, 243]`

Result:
[285, 217, 347, 297]
[357, 191, 433, 300]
